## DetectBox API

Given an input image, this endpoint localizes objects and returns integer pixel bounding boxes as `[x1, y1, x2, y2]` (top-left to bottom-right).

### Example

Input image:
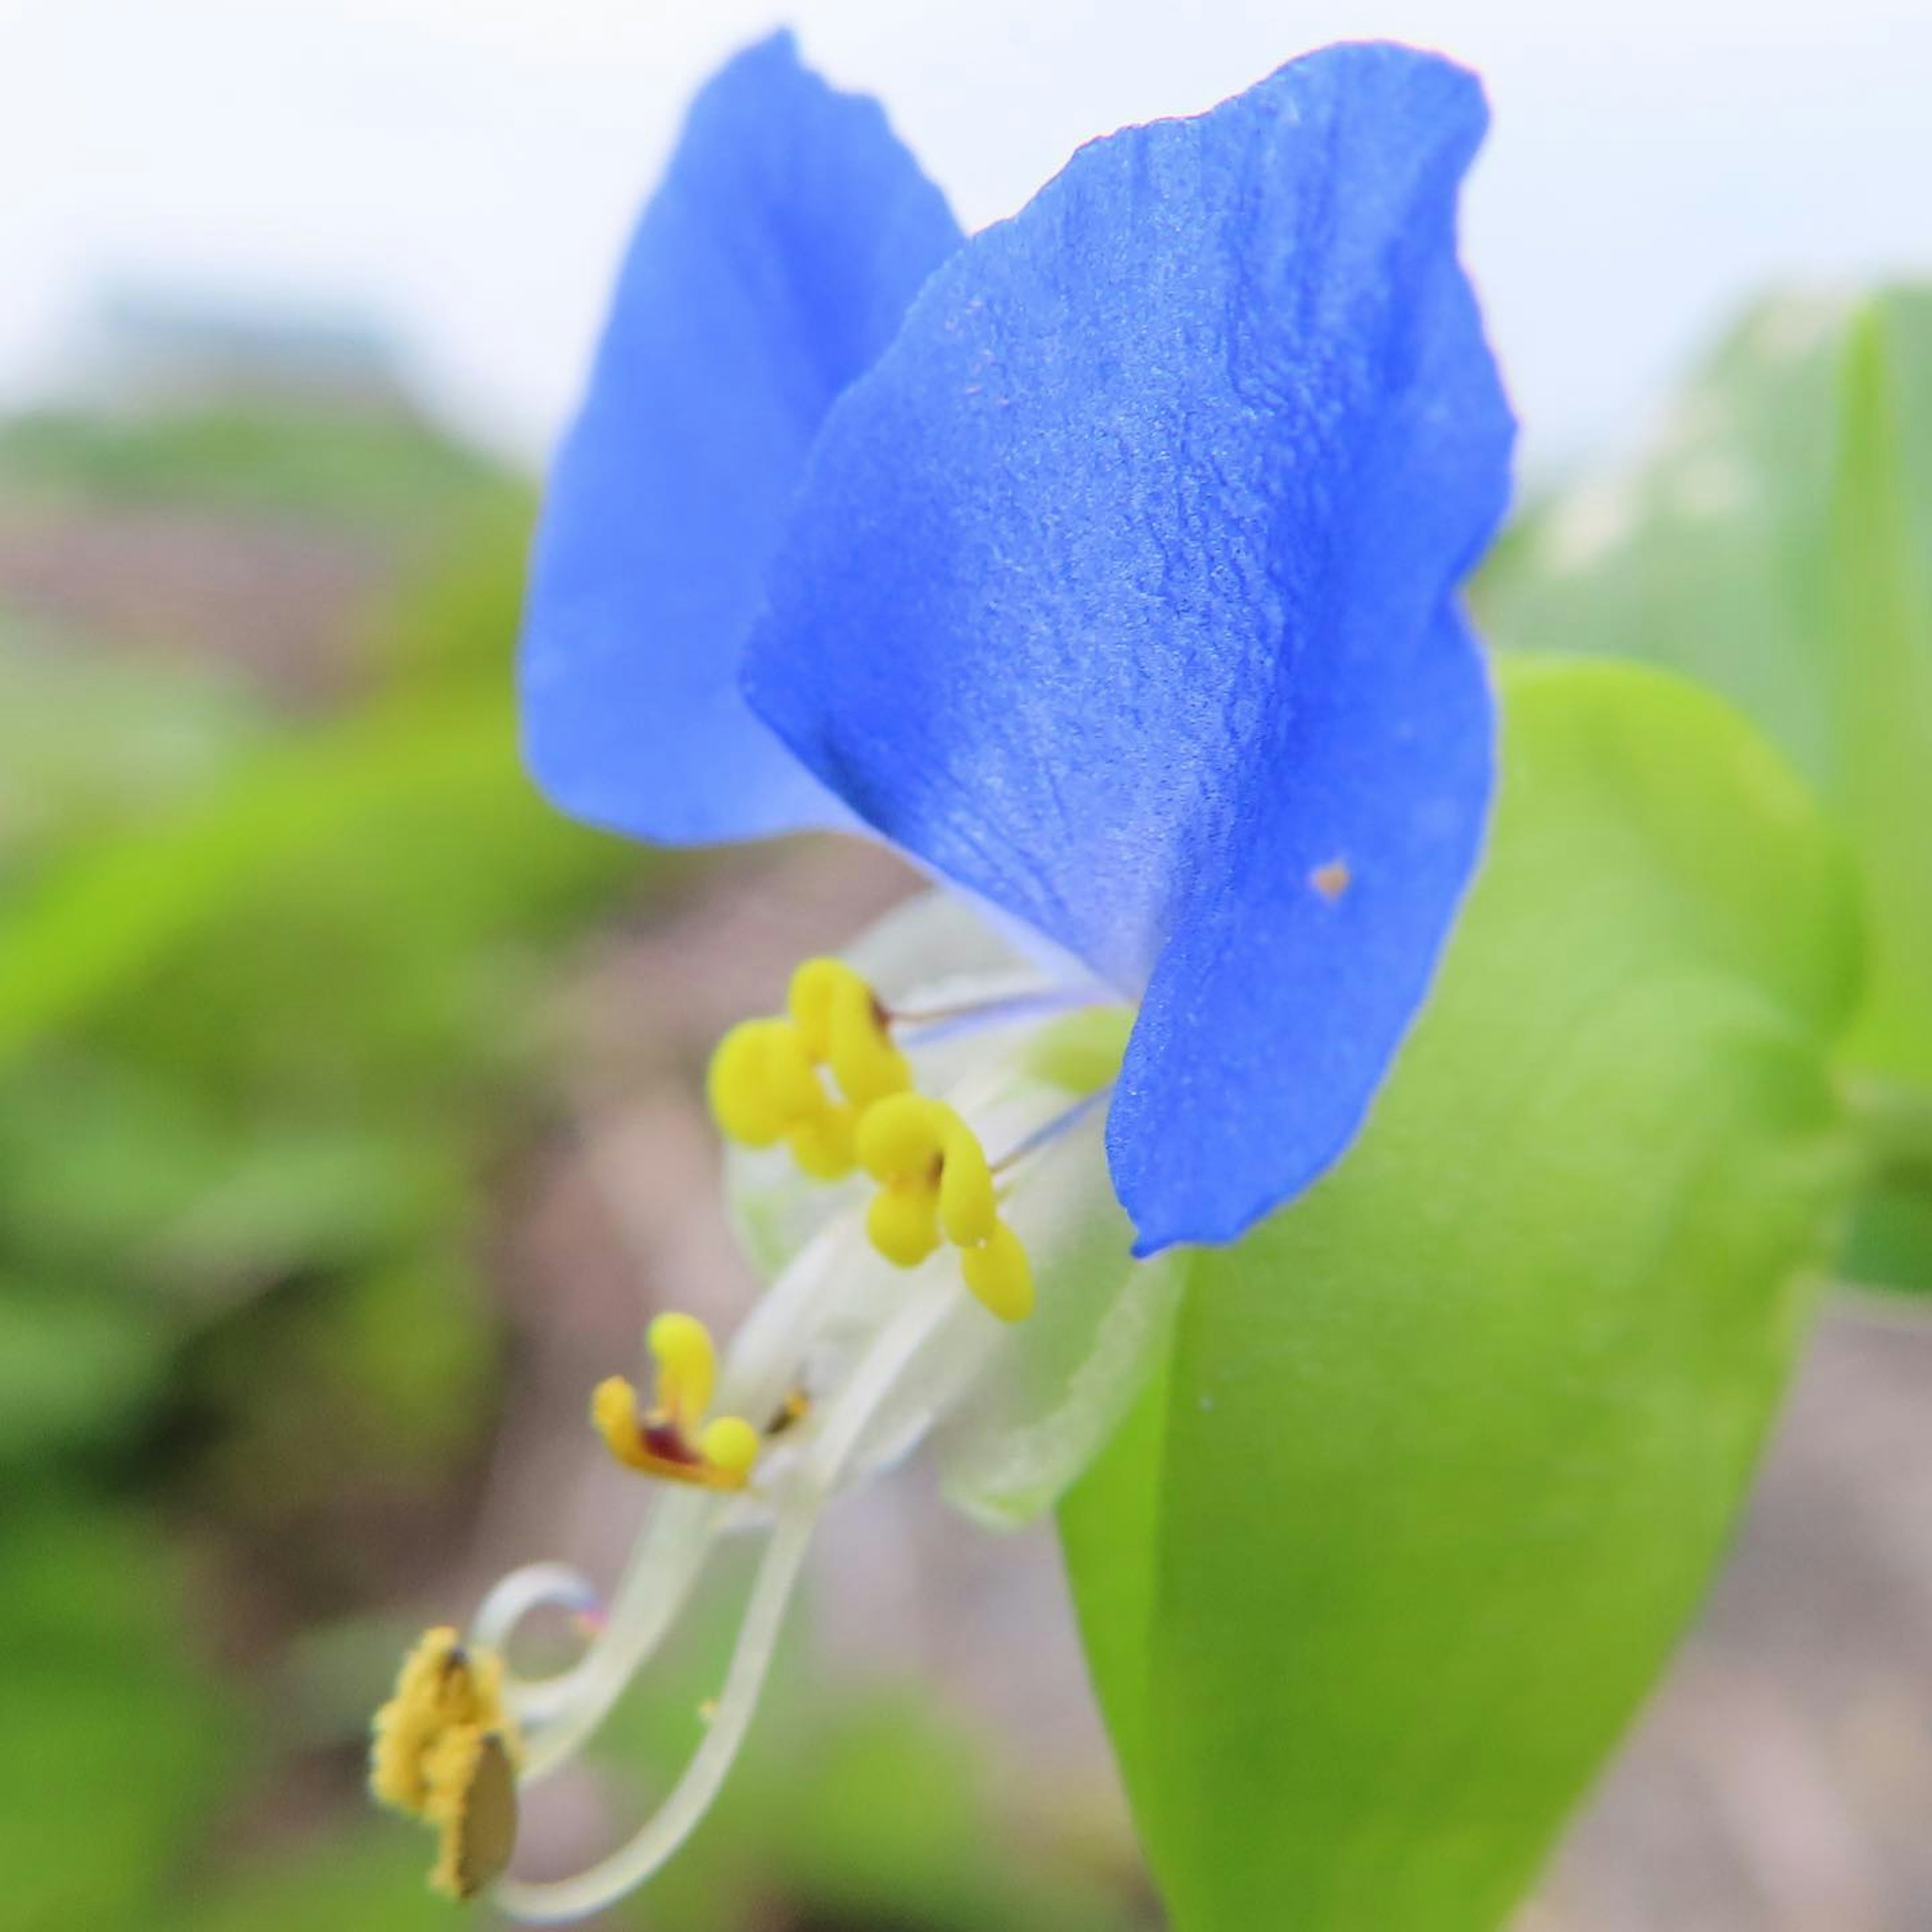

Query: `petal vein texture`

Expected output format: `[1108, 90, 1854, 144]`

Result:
[743, 42, 1516, 1248]
[522, 30, 962, 843]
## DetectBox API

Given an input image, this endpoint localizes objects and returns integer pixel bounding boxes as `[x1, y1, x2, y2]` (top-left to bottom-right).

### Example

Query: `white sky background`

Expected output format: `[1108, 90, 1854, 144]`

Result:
[1, 0, 1928, 479]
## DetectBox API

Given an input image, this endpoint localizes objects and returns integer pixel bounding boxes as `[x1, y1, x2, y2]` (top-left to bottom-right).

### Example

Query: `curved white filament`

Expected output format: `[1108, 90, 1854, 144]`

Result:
[492, 1283, 958, 1922]
[472, 1560, 601, 1713]
[503, 1489, 727, 1767]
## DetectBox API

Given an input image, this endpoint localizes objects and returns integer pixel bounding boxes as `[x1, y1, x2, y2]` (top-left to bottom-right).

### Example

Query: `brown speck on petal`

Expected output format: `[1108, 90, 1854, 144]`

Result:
[1310, 859, 1351, 902]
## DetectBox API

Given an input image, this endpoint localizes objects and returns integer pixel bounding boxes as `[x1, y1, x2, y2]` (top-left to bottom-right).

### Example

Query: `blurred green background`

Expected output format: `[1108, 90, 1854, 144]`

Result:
[0, 360, 1162, 1932]
[4, 299, 1929, 1932]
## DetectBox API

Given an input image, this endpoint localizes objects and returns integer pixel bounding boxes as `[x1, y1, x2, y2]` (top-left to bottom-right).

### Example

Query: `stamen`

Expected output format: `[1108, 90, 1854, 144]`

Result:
[591, 1314, 763, 1491]
[592, 1376, 759, 1491]
[705, 958, 910, 1179]
[650, 1312, 715, 1427]
[885, 980, 1097, 1040]
[504, 1489, 730, 1780]
[988, 1086, 1111, 1176]
[492, 1287, 955, 1923]
[370, 1628, 523, 1899]
[492, 1216, 857, 1779]
[856, 1094, 1033, 1321]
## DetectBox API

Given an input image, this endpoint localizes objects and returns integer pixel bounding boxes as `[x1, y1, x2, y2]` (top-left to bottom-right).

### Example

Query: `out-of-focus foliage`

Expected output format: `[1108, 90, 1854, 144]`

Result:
[2, 1501, 237, 1931]
[0, 398, 508, 527]
[0, 393, 1150, 1932]
[0, 404, 627, 1499]
[1062, 660, 1860, 1932]
[1476, 285, 1932, 1291]
[0, 394, 637, 1925]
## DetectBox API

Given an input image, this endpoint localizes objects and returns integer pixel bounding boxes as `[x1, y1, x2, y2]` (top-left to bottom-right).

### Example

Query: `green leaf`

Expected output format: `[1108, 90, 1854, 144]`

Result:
[1476, 289, 1932, 1092]
[166, 1834, 455, 1932]
[1059, 658, 1861, 1932]
[0, 617, 267, 864]
[0, 1284, 169, 1462]
[0, 1501, 236, 1931]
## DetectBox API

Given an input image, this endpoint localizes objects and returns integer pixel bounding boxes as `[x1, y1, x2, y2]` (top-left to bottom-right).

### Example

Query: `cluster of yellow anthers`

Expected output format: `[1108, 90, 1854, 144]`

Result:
[708, 956, 1034, 1323]
[590, 1311, 763, 1491]
[370, 1629, 521, 1901]
[707, 955, 911, 1176]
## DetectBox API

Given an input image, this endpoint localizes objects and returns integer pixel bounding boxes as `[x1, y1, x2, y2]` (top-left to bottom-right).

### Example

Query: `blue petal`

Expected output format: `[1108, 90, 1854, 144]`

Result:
[1110, 603, 1493, 1252]
[742, 42, 1514, 1249]
[521, 31, 961, 843]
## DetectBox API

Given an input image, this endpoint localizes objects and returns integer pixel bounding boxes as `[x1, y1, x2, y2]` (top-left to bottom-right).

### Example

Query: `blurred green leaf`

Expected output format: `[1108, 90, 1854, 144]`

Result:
[0, 684, 610, 1066]
[0, 401, 516, 531]
[0, 1501, 235, 1932]
[0, 398, 671, 1931]
[1060, 659, 1860, 1932]
[189, 1252, 499, 1518]
[0, 616, 267, 864]
[1477, 287, 1932, 1093]
[0, 1052, 452, 1294]
[0, 1284, 168, 1462]
[168, 1833, 454, 1932]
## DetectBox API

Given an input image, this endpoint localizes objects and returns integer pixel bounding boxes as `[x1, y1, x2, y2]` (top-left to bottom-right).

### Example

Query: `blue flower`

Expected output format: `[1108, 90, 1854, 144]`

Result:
[372, 34, 1513, 1919]
[523, 28, 1515, 1258]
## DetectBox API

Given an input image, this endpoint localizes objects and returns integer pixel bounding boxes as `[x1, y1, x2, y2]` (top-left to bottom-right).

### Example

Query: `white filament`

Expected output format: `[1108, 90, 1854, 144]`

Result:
[471, 1561, 601, 1722]
[503, 1490, 728, 1772]
[491, 1281, 960, 1922]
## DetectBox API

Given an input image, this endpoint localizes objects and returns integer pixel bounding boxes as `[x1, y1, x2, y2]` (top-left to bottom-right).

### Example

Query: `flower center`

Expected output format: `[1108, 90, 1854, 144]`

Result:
[371, 922, 1139, 1919]
[705, 955, 1060, 1322]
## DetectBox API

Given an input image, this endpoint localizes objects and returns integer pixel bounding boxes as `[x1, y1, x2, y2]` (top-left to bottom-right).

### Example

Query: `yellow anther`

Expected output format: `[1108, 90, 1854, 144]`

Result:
[649, 1311, 716, 1428]
[785, 960, 908, 1104]
[699, 1414, 760, 1479]
[960, 1220, 1034, 1323]
[856, 1091, 949, 1181]
[785, 956, 858, 1059]
[712, 962, 1037, 1318]
[592, 1328, 761, 1491]
[833, 1020, 910, 1117]
[937, 1125, 997, 1246]
[786, 1103, 858, 1178]
[706, 1018, 821, 1144]
[591, 1374, 653, 1471]
[867, 1181, 943, 1267]
[855, 1093, 1034, 1318]
[709, 960, 906, 1181]
[706, 1019, 794, 1147]
[371, 1628, 522, 1900]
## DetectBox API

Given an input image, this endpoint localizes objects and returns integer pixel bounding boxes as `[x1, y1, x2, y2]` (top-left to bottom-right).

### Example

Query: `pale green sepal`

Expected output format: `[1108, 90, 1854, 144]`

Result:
[1060, 658, 1862, 1932]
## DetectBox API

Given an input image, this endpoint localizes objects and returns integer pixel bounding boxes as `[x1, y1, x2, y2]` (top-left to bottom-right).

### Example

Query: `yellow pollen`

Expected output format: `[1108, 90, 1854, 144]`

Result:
[370, 1627, 522, 1900]
[591, 1317, 762, 1490]
[705, 958, 909, 1178]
